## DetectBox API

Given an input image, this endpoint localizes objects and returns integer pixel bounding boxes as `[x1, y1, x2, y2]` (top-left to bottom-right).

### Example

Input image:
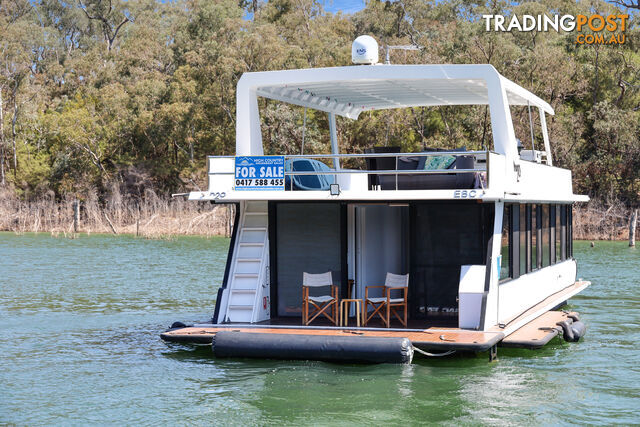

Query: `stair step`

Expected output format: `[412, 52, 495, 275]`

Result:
[237, 258, 262, 262]
[237, 245, 264, 259]
[239, 242, 264, 247]
[234, 273, 259, 278]
[244, 212, 267, 216]
[239, 229, 267, 244]
[228, 305, 253, 310]
[231, 289, 256, 294]
[245, 201, 268, 210]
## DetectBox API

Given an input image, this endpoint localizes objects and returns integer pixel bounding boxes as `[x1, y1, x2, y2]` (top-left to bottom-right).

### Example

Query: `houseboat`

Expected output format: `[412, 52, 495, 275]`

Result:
[162, 37, 590, 363]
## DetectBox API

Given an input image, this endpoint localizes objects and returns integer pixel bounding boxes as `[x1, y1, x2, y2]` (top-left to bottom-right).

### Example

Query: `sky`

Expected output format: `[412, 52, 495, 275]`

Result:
[243, 0, 367, 20]
[322, 0, 367, 13]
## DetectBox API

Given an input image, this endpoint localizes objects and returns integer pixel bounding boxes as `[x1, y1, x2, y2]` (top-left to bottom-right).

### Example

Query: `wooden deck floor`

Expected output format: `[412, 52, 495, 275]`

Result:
[161, 324, 504, 351]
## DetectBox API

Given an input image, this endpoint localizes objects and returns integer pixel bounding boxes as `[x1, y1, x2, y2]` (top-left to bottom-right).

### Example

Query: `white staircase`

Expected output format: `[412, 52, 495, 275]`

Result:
[222, 201, 270, 323]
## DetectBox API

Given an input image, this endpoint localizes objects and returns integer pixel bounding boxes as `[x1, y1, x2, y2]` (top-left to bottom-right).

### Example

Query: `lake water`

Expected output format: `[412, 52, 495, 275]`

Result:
[1, 233, 638, 425]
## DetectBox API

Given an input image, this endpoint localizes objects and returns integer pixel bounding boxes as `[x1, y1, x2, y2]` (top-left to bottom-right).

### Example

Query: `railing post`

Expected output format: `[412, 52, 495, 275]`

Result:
[486, 149, 490, 188]
[395, 155, 398, 191]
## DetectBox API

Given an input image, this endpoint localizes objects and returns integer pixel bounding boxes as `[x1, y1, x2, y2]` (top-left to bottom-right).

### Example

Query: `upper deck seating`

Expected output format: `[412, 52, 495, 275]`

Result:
[371, 147, 476, 190]
[285, 159, 335, 191]
[365, 146, 400, 189]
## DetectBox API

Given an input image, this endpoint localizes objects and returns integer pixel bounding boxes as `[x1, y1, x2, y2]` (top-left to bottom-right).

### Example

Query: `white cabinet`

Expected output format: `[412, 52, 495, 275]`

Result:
[458, 265, 486, 330]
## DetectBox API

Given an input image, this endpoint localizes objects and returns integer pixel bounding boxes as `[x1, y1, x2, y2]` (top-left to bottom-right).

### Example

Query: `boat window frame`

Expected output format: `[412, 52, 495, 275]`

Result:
[568, 205, 574, 258]
[525, 204, 532, 273]
[498, 203, 523, 284]
[511, 204, 521, 279]
[552, 205, 559, 263]
[500, 203, 574, 285]
[560, 205, 567, 261]
[541, 205, 551, 268]
[499, 204, 512, 281]
[519, 204, 527, 275]
[535, 204, 542, 269]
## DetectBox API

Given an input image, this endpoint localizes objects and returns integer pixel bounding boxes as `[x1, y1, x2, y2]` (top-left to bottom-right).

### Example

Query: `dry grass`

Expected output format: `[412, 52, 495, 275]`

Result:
[0, 187, 234, 238]
[573, 200, 633, 241]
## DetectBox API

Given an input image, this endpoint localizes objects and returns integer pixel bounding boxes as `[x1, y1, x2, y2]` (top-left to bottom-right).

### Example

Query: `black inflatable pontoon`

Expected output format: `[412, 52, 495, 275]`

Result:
[212, 331, 414, 364]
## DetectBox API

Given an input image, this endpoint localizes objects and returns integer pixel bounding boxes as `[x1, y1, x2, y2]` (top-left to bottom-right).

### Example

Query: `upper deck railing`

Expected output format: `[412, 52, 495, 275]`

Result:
[207, 150, 490, 193]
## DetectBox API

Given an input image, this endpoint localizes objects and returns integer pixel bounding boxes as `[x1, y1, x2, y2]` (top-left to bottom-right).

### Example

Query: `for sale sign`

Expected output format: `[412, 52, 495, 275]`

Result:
[234, 156, 285, 191]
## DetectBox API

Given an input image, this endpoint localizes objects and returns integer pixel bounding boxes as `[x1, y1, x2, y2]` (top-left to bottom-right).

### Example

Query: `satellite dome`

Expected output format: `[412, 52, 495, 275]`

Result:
[352, 35, 379, 65]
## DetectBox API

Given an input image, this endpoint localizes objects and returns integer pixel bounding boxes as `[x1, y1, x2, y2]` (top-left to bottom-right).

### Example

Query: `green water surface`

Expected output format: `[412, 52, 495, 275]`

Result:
[1, 234, 638, 425]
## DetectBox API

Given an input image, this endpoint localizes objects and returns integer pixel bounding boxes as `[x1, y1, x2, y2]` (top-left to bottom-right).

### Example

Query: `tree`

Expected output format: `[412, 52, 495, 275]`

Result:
[77, 0, 131, 52]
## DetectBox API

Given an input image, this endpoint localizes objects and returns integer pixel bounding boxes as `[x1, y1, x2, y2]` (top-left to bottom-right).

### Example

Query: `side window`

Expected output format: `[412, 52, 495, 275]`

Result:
[568, 205, 573, 257]
[560, 205, 567, 261]
[500, 204, 511, 280]
[511, 204, 520, 279]
[555, 205, 561, 262]
[531, 204, 538, 269]
[520, 205, 528, 274]
[541, 205, 550, 268]
[512, 203, 574, 275]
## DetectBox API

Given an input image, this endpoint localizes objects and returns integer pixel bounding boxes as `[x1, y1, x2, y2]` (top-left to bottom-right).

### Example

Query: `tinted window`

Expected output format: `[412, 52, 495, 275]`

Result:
[568, 205, 573, 257]
[555, 205, 561, 262]
[542, 205, 550, 267]
[520, 205, 527, 274]
[560, 205, 567, 261]
[531, 204, 538, 269]
[500, 205, 510, 280]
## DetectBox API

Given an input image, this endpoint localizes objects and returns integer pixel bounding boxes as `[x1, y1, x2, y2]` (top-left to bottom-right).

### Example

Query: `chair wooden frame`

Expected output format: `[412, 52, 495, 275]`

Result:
[364, 273, 409, 328]
[302, 272, 339, 326]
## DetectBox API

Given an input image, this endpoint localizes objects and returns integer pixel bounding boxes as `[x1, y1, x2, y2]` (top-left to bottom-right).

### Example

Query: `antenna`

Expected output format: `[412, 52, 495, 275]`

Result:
[384, 45, 421, 64]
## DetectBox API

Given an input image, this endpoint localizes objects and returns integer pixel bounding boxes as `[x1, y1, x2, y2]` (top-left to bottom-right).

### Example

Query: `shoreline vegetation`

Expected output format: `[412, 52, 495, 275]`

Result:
[0, 188, 234, 238]
[1, 0, 638, 242]
[1, 189, 635, 241]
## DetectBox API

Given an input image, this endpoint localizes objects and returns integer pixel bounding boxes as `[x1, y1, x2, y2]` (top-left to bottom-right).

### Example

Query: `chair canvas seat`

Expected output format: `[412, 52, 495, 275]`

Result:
[366, 297, 404, 304]
[309, 295, 335, 303]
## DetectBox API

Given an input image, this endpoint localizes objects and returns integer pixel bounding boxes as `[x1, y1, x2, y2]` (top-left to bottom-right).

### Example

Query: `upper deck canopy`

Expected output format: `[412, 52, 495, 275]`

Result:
[236, 64, 553, 159]
[240, 64, 554, 120]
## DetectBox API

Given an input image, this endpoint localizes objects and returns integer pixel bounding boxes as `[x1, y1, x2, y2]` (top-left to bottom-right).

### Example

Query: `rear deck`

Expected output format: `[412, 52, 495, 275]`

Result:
[162, 281, 587, 353]
[161, 309, 582, 353]
[161, 324, 505, 352]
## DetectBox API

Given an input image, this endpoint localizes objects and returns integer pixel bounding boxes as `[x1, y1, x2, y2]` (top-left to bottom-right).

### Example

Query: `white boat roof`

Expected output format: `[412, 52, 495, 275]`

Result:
[239, 64, 554, 120]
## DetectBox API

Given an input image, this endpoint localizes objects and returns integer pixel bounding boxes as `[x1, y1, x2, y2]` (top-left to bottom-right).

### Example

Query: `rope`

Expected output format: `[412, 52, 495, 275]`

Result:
[412, 346, 456, 357]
